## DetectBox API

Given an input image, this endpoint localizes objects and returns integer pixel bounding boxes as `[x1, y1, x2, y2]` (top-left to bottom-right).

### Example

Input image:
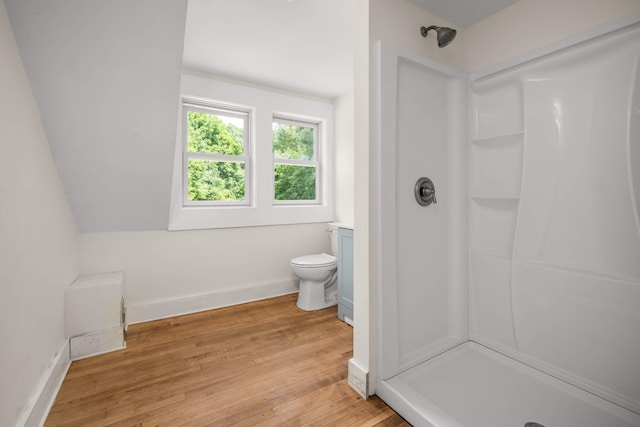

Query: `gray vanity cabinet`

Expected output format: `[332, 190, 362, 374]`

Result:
[337, 227, 354, 324]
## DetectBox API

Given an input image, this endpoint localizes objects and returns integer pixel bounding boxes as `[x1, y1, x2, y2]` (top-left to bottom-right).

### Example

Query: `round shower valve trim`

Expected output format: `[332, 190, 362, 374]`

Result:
[415, 177, 437, 206]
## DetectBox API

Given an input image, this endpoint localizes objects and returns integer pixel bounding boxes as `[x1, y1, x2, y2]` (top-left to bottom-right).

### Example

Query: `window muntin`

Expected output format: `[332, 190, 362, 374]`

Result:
[272, 117, 320, 203]
[182, 102, 250, 205]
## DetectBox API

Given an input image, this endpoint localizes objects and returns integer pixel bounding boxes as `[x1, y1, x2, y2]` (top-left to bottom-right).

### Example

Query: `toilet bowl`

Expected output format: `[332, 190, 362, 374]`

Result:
[291, 253, 338, 311]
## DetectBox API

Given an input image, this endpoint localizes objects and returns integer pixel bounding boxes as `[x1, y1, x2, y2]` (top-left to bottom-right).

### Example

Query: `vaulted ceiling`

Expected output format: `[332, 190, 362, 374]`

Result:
[6, 0, 187, 232]
[5, 0, 520, 233]
[183, 0, 353, 100]
[182, 0, 521, 100]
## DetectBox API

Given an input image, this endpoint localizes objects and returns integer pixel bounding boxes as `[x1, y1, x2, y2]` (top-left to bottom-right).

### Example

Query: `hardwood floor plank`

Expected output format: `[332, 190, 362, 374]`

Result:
[235, 380, 352, 426]
[355, 407, 398, 427]
[46, 294, 410, 426]
[372, 412, 415, 427]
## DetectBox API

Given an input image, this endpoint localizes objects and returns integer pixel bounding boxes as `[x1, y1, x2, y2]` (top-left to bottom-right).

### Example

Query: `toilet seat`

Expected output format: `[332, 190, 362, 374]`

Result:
[290, 253, 336, 268]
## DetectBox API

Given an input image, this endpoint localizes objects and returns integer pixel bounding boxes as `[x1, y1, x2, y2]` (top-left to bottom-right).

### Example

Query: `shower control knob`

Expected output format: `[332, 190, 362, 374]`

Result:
[421, 186, 436, 203]
[415, 177, 437, 206]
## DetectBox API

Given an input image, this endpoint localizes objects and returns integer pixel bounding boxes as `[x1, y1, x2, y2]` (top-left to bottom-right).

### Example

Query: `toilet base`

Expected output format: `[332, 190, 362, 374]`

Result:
[296, 279, 338, 311]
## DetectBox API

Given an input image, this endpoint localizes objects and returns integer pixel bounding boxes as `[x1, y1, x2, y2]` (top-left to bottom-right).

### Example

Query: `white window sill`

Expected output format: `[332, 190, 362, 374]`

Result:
[168, 203, 333, 230]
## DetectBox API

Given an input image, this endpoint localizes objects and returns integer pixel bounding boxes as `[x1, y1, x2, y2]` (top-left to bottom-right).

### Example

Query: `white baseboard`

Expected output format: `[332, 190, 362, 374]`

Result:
[348, 358, 369, 399]
[127, 279, 298, 324]
[17, 341, 70, 427]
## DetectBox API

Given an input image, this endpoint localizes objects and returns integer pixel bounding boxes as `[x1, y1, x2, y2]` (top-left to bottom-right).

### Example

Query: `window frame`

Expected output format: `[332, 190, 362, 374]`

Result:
[169, 75, 334, 231]
[181, 100, 252, 207]
[272, 116, 321, 206]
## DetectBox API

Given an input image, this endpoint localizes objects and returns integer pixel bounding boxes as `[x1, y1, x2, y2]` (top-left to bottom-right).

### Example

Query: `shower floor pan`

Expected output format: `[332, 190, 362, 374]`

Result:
[376, 342, 640, 427]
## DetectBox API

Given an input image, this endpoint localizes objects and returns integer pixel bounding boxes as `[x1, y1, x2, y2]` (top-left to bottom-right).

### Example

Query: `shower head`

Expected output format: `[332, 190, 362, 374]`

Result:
[421, 25, 457, 48]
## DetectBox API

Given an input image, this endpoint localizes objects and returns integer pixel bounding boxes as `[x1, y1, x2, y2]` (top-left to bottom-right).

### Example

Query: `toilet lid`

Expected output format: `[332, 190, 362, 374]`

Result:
[291, 253, 337, 268]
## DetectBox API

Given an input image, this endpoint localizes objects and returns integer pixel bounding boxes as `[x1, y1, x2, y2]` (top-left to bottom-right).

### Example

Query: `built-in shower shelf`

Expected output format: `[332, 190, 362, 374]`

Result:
[470, 251, 512, 261]
[469, 132, 524, 198]
[470, 131, 524, 146]
[470, 196, 519, 201]
[470, 81, 524, 139]
[469, 192, 521, 200]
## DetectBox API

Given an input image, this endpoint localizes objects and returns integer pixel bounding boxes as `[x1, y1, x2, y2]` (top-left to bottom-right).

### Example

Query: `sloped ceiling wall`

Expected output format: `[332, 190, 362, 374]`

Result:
[5, 0, 187, 232]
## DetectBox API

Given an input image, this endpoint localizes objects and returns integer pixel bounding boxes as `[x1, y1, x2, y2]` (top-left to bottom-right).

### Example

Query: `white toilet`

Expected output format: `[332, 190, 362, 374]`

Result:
[290, 224, 339, 311]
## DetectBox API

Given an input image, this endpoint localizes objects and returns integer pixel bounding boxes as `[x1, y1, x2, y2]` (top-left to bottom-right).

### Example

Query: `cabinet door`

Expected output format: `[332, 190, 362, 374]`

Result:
[338, 228, 354, 323]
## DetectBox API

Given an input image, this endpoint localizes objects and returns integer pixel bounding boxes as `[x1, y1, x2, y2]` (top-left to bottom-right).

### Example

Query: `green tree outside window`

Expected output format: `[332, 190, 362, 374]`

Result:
[272, 122, 317, 201]
[187, 111, 246, 202]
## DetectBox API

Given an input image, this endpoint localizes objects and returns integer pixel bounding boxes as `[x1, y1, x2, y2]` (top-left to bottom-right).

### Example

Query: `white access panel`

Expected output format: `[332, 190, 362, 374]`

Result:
[65, 272, 125, 338]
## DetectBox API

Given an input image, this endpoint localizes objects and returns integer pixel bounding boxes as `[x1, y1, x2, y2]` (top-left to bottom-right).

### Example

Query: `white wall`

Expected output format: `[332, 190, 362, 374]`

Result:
[80, 223, 331, 323]
[0, 1, 79, 425]
[79, 71, 342, 323]
[465, 0, 640, 71]
[334, 92, 355, 226]
[369, 0, 465, 70]
[352, 0, 372, 396]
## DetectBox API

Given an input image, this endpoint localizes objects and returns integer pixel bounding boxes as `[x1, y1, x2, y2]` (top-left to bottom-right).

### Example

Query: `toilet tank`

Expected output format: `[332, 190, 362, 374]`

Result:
[328, 223, 339, 255]
[328, 222, 353, 255]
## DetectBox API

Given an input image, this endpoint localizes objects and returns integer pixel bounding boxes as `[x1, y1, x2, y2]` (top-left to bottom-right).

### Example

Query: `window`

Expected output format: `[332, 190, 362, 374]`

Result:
[169, 75, 333, 230]
[272, 118, 319, 203]
[182, 101, 250, 205]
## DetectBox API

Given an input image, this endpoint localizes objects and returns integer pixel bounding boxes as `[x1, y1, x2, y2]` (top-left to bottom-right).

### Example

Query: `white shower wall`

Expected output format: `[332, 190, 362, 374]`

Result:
[376, 43, 468, 380]
[376, 14, 640, 424]
[468, 19, 640, 413]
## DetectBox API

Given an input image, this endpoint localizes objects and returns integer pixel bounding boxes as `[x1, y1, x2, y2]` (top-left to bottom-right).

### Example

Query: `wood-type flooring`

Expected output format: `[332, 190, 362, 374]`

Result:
[46, 294, 410, 426]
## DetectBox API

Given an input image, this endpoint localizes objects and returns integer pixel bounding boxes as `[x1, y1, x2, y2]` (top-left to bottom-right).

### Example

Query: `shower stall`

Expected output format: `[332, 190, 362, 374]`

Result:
[374, 15, 640, 427]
